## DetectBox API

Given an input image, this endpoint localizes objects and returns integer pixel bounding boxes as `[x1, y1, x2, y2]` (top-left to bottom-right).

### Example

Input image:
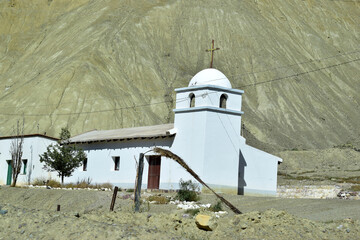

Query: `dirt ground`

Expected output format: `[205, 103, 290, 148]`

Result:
[0, 187, 359, 239]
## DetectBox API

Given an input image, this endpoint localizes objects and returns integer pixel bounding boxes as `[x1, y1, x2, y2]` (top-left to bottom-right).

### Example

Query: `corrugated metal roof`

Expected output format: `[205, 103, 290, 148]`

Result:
[68, 123, 175, 144]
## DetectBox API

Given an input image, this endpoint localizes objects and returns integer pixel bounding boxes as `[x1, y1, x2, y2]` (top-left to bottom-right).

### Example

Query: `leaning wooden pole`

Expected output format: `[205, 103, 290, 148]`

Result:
[134, 153, 144, 212]
[153, 147, 242, 214]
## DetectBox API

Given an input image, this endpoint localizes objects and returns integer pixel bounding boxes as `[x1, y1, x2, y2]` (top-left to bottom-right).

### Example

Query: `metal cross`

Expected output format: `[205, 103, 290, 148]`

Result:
[205, 40, 220, 68]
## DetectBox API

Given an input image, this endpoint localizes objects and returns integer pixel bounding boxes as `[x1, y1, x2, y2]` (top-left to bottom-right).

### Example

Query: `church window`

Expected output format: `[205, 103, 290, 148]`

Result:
[189, 93, 195, 108]
[114, 156, 120, 171]
[219, 94, 228, 109]
[83, 158, 87, 171]
[22, 159, 27, 174]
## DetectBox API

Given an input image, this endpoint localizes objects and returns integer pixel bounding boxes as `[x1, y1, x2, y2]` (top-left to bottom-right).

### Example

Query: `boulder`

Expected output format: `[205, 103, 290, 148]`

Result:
[195, 214, 217, 231]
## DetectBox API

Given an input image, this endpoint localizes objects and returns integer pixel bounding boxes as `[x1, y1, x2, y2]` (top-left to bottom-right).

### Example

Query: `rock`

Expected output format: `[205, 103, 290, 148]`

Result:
[182, 214, 190, 218]
[18, 223, 27, 229]
[346, 228, 350, 233]
[0, 209, 8, 215]
[240, 223, 248, 230]
[195, 214, 217, 231]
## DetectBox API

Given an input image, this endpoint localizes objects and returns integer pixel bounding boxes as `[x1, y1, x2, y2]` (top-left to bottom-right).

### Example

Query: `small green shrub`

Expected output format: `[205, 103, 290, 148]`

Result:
[185, 208, 200, 216]
[126, 188, 134, 192]
[209, 201, 223, 212]
[176, 179, 200, 202]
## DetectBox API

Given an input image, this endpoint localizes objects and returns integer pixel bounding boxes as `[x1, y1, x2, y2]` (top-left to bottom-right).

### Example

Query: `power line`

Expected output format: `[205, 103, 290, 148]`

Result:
[0, 56, 358, 117]
[172, 49, 360, 88]
[0, 96, 190, 117]
[1, 49, 358, 110]
[237, 57, 360, 88]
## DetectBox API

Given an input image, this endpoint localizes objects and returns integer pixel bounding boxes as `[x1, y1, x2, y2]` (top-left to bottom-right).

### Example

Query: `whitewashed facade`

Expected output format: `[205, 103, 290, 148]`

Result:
[0, 135, 59, 185]
[68, 69, 282, 196]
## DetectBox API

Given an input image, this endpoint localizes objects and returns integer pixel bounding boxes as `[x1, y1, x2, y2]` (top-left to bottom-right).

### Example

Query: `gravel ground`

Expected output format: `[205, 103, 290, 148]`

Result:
[0, 187, 359, 239]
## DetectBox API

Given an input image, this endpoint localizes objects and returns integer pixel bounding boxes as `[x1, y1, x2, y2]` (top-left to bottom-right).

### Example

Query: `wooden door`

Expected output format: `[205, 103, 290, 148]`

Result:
[6, 160, 12, 186]
[147, 156, 161, 189]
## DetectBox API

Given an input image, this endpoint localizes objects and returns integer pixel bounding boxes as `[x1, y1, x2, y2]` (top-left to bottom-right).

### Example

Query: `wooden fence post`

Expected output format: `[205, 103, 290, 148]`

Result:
[134, 153, 144, 212]
[110, 186, 119, 211]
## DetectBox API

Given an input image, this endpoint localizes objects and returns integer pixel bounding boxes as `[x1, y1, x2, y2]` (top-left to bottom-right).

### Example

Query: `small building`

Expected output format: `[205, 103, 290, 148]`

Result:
[67, 69, 282, 195]
[0, 134, 59, 185]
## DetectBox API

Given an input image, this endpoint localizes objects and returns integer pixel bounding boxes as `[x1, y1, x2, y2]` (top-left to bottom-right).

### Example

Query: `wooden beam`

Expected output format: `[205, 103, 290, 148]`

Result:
[134, 153, 144, 212]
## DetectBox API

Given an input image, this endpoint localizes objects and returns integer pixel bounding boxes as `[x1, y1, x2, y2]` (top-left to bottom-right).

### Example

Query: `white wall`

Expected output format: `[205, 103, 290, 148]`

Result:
[0, 136, 59, 185]
[67, 137, 190, 189]
[173, 85, 281, 195]
[241, 144, 282, 196]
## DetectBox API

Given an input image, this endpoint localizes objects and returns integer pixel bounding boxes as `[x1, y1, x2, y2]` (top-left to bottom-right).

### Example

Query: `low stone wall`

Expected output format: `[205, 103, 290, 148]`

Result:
[277, 185, 341, 199]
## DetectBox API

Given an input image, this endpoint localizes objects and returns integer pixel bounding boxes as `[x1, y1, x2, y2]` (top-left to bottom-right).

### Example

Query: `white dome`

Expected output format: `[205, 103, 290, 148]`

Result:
[188, 68, 232, 88]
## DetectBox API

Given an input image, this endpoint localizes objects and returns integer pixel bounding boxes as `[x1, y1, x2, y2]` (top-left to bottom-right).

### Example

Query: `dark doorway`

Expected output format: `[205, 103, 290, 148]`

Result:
[147, 156, 161, 189]
[7, 160, 12, 186]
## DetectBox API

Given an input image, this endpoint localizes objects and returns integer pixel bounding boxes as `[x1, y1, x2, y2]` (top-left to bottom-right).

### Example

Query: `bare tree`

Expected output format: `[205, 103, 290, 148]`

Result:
[10, 119, 25, 187]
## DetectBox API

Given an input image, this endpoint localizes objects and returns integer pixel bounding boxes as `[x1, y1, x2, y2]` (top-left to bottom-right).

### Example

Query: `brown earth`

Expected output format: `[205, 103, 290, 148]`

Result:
[0, 187, 359, 239]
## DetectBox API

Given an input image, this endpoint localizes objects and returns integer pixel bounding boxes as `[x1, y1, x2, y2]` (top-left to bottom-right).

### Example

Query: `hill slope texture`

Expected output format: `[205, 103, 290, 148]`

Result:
[0, 0, 359, 157]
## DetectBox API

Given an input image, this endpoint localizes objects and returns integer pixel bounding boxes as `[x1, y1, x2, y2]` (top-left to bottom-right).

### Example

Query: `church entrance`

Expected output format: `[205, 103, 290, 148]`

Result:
[147, 156, 161, 189]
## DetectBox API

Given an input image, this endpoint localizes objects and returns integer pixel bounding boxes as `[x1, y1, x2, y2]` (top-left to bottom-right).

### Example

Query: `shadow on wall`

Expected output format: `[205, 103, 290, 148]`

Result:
[238, 150, 247, 195]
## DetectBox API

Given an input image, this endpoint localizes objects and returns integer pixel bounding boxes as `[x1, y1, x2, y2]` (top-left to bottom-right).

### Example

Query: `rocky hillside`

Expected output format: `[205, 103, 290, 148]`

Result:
[0, 0, 359, 155]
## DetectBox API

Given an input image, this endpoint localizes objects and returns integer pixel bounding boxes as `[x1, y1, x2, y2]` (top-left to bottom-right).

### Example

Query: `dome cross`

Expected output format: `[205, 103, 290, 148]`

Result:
[205, 40, 220, 68]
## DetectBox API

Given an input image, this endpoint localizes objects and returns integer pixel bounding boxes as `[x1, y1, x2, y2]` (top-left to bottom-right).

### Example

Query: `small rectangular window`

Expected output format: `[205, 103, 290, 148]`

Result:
[83, 158, 87, 171]
[22, 159, 28, 174]
[114, 157, 120, 171]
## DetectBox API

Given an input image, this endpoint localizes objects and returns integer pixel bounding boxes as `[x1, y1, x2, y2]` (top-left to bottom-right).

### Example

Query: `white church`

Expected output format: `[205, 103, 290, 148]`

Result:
[0, 68, 282, 196]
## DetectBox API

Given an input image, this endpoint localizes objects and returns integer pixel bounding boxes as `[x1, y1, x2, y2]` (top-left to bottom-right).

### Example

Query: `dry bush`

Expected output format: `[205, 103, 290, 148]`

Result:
[63, 180, 113, 190]
[63, 183, 75, 189]
[350, 185, 360, 191]
[75, 180, 91, 189]
[147, 195, 170, 204]
[97, 182, 113, 190]
[47, 179, 61, 188]
[32, 177, 47, 186]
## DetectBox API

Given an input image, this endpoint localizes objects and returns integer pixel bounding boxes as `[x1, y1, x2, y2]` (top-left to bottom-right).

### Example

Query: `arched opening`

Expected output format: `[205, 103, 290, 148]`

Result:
[189, 93, 195, 108]
[219, 94, 227, 109]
